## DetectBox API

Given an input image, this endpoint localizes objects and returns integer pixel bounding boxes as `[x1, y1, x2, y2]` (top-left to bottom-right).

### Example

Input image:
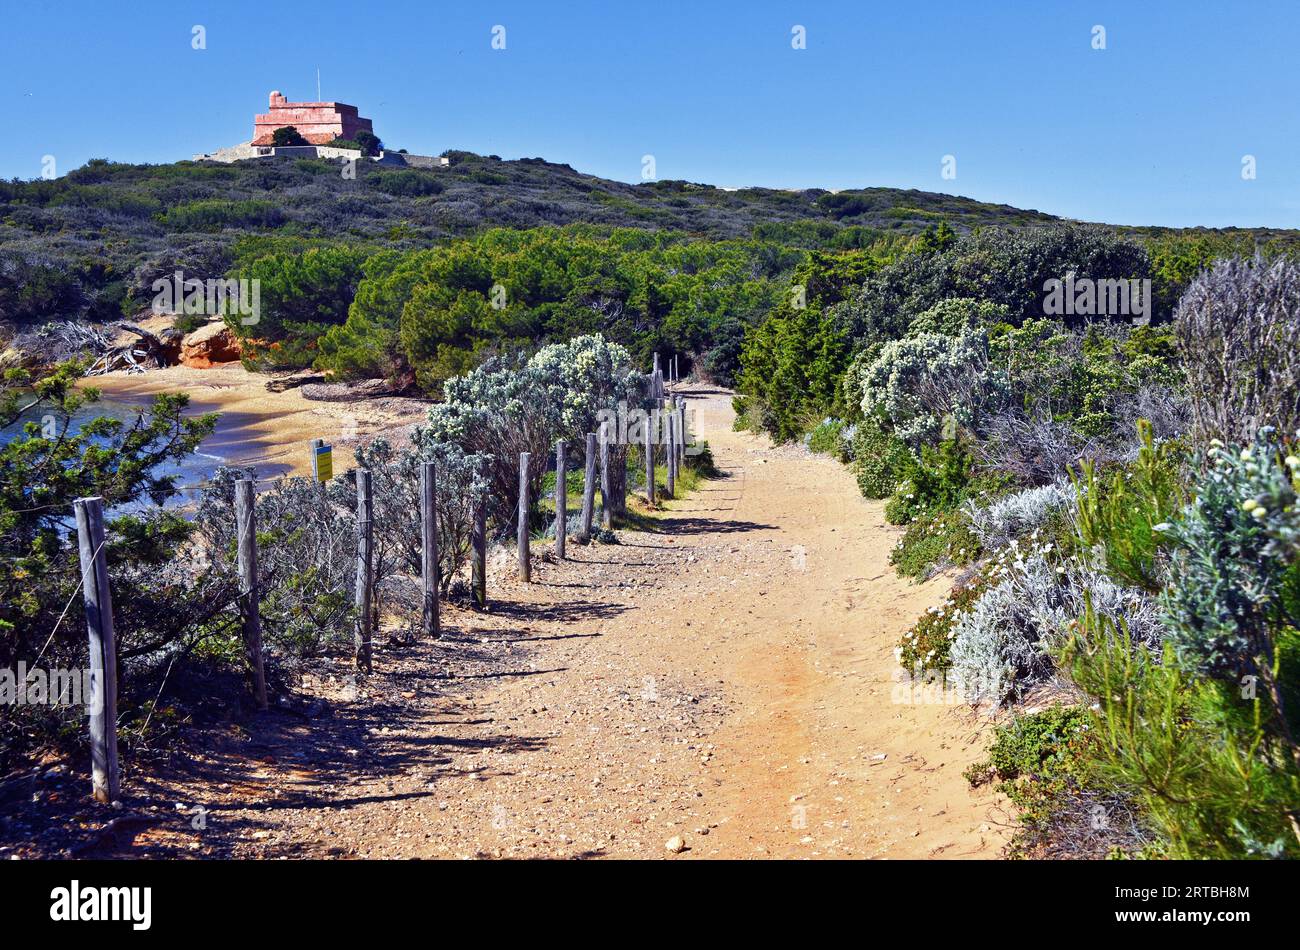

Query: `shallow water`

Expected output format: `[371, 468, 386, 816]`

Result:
[1, 388, 295, 509]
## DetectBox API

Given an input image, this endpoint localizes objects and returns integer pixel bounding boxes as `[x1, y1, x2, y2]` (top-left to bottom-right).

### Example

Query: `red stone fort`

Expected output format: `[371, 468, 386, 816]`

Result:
[251, 90, 374, 146]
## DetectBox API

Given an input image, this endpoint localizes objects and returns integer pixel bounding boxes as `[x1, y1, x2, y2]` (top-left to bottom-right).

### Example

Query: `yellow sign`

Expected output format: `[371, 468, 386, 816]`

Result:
[313, 443, 333, 482]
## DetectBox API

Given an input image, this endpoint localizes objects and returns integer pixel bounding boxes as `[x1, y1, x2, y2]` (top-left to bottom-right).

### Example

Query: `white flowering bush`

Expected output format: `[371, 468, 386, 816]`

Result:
[859, 327, 1008, 445]
[422, 358, 560, 526]
[423, 334, 646, 529]
[527, 335, 645, 443]
[966, 482, 1073, 551]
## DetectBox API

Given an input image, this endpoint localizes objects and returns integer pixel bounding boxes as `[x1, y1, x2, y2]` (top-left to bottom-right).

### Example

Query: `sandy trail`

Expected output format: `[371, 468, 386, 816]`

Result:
[13, 383, 1005, 859]
[680, 390, 1003, 857]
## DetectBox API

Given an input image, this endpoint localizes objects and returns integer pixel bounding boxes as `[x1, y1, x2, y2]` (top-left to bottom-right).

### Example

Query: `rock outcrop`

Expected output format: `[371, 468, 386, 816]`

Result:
[180, 322, 242, 368]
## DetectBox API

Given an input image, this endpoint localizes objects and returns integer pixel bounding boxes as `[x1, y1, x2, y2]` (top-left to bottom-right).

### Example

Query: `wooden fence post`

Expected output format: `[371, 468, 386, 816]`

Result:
[420, 461, 439, 639]
[354, 469, 373, 673]
[471, 499, 487, 609]
[599, 433, 612, 529]
[554, 440, 567, 559]
[74, 497, 119, 804]
[234, 480, 269, 710]
[644, 414, 655, 505]
[612, 444, 627, 517]
[666, 413, 676, 498]
[676, 408, 686, 486]
[518, 452, 531, 581]
[579, 432, 596, 542]
[677, 397, 687, 467]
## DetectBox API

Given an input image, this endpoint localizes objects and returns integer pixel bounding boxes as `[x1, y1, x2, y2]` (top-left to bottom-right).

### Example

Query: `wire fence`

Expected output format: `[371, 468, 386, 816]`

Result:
[39, 388, 697, 805]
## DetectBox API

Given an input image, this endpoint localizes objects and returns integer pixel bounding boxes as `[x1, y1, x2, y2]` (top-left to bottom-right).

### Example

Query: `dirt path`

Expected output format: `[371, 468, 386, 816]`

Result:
[9, 385, 1005, 860]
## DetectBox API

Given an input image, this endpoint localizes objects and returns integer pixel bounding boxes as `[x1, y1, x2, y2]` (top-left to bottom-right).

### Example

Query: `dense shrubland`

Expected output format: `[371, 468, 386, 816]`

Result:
[318, 226, 807, 391]
[1, 153, 1050, 354]
[5, 155, 1294, 392]
[772, 232, 1300, 858]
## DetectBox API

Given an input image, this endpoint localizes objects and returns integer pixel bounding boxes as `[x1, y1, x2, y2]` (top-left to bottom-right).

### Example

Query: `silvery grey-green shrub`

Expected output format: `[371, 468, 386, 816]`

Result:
[1160, 427, 1300, 678]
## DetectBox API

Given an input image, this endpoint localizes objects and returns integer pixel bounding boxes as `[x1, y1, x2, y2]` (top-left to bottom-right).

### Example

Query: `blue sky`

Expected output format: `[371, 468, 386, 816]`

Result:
[1, 0, 1295, 228]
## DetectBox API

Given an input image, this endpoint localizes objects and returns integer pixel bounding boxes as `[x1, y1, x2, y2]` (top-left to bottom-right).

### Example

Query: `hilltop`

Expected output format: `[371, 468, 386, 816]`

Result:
[0, 151, 1055, 328]
[3, 149, 1297, 330]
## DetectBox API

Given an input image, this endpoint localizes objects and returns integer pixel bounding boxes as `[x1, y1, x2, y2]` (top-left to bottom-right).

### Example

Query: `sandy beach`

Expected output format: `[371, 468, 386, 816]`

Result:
[83, 365, 431, 479]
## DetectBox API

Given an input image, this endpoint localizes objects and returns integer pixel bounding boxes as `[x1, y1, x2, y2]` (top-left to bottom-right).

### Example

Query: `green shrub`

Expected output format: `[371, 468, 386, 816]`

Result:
[159, 199, 285, 232]
[1064, 607, 1300, 859]
[962, 705, 1138, 858]
[807, 418, 844, 454]
[1072, 419, 1185, 592]
[736, 303, 850, 443]
[1162, 428, 1300, 680]
[371, 169, 444, 198]
[889, 507, 979, 579]
[971, 704, 1091, 786]
[851, 416, 913, 498]
[899, 570, 989, 675]
[840, 223, 1153, 346]
[884, 437, 979, 525]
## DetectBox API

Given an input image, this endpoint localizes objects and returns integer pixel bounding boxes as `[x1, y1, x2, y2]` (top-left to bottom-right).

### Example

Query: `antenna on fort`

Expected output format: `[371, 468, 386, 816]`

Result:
[316, 68, 321, 101]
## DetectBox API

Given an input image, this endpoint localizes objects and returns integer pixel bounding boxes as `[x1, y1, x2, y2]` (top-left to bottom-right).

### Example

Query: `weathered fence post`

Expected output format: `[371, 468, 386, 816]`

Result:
[644, 414, 655, 505]
[554, 439, 567, 559]
[599, 433, 612, 529]
[666, 413, 676, 498]
[471, 499, 487, 609]
[74, 497, 120, 804]
[354, 469, 373, 673]
[420, 461, 439, 639]
[518, 452, 531, 581]
[676, 413, 686, 491]
[612, 444, 627, 518]
[670, 398, 679, 467]
[677, 397, 687, 467]
[234, 480, 269, 710]
[676, 395, 686, 465]
[579, 432, 596, 542]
